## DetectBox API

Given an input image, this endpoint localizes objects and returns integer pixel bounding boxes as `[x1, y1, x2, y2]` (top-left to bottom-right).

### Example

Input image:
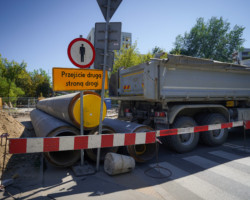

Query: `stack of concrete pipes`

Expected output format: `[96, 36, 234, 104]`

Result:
[31, 92, 156, 167]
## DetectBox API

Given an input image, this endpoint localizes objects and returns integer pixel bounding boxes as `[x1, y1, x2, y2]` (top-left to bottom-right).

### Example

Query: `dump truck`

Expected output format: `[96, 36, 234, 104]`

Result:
[110, 54, 250, 153]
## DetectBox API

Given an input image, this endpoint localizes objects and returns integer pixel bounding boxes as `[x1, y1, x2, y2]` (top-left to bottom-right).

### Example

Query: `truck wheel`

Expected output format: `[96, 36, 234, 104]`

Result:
[168, 116, 199, 153]
[200, 113, 228, 146]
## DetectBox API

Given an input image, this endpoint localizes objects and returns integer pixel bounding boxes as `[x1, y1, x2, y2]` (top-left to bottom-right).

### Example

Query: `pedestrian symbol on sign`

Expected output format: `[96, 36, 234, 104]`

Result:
[80, 44, 85, 62]
[67, 38, 95, 68]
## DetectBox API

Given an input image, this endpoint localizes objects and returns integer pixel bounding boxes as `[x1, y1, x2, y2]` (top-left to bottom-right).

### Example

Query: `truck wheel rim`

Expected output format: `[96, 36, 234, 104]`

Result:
[135, 144, 147, 155]
[179, 133, 194, 145]
[212, 129, 224, 139]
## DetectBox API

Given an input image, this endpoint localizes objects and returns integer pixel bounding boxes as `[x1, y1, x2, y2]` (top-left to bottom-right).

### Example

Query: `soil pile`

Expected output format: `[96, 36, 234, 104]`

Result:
[0, 110, 40, 183]
[0, 111, 25, 176]
[0, 110, 25, 137]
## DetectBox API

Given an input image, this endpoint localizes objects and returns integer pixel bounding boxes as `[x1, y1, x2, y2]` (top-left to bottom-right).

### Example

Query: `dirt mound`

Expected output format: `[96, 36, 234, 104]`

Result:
[0, 110, 25, 176]
[0, 110, 25, 137]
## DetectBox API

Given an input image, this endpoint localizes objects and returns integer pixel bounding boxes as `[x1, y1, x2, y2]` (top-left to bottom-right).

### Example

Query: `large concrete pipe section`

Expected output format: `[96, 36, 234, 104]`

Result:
[103, 118, 157, 163]
[85, 126, 119, 162]
[30, 109, 80, 167]
[36, 92, 106, 129]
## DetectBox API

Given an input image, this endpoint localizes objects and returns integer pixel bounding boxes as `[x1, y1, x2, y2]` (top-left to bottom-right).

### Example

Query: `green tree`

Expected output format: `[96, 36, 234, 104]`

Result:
[7, 82, 25, 97]
[0, 55, 7, 96]
[113, 42, 154, 73]
[0, 76, 9, 97]
[0, 56, 26, 100]
[113, 42, 141, 72]
[0, 55, 5, 77]
[0, 55, 52, 98]
[152, 46, 164, 55]
[151, 46, 168, 59]
[30, 69, 52, 97]
[170, 17, 245, 62]
[36, 81, 52, 97]
[15, 70, 34, 97]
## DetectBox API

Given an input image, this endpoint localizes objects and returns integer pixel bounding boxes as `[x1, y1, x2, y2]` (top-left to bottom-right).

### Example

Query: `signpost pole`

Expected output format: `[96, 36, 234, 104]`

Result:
[79, 35, 85, 166]
[96, 0, 111, 171]
[80, 90, 84, 166]
[64, 35, 97, 176]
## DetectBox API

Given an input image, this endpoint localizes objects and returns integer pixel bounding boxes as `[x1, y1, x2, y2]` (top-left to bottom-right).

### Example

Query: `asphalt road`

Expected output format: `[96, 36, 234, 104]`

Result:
[1, 128, 250, 200]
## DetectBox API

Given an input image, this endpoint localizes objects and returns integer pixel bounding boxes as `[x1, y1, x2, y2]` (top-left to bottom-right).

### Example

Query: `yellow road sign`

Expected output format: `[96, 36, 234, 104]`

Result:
[53, 68, 108, 91]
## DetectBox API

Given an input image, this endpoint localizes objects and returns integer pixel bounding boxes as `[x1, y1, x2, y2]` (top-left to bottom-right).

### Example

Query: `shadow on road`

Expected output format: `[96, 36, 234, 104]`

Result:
[1, 127, 250, 199]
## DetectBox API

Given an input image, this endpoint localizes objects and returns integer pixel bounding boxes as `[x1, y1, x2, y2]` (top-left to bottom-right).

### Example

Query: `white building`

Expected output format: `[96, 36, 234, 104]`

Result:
[87, 28, 95, 46]
[87, 28, 132, 50]
[86, 28, 132, 69]
[232, 48, 250, 66]
[120, 32, 132, 49]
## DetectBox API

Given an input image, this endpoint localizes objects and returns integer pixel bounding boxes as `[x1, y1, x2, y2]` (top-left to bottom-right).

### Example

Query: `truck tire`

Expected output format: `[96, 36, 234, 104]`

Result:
[200, 113, 228, 146]
[168, 116, 199, 153]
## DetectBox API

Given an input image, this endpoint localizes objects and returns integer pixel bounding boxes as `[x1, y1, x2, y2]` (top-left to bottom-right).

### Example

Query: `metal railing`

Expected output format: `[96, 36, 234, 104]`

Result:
[0, 97, 38, 109]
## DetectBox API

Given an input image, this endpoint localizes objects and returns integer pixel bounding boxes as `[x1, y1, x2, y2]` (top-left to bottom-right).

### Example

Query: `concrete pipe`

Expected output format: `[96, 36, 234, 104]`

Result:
[36, 91, 106, 130]
[85, 126, 119, 162]
[103, 118, 157, 163]
[30, 109, 80, 167]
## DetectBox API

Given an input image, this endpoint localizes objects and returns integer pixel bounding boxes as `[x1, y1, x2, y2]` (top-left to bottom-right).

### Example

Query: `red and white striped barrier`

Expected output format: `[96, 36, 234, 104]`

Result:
[8, 120, 250, 154]
[9, 132, 156, 154]
[157, 121, 245, 137]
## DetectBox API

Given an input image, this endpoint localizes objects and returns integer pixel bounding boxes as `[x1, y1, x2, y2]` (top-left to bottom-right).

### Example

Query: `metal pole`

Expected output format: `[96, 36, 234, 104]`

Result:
[79, 35, 85, 166]
[80, 91, 84, 166]
[96, 0, 110, 171]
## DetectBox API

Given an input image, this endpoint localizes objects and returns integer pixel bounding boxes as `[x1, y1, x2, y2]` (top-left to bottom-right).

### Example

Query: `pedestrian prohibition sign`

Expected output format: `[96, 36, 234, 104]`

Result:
[67, 38, 96, 68]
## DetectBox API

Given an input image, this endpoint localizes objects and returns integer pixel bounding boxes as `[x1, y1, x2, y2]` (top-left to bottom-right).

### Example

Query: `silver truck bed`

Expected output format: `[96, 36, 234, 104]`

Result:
[117, 55, 250, 102]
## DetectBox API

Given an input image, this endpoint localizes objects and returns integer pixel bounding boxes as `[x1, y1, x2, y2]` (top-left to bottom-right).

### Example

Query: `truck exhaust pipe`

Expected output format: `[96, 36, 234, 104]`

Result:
[103, 118, 157, 162]
[30, 109, 80, 167]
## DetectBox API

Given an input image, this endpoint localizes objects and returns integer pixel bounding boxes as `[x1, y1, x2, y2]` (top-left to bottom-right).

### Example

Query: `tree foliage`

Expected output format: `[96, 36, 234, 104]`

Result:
[30, 69, 52, 97]
[113, 42, 150, 73]
[0, 54, 52, 98]
[151, 46, 168, 59]
[170, 17, 245, 62]
[16, 70, 33, 97]
[0, 55, 26, 99]
[152, 46, 164, 54]
[113, 43, 167, 73]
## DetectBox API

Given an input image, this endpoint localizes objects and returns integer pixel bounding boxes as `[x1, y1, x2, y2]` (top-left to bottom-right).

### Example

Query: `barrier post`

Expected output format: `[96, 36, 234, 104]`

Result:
[96, 0, 111, 172]
[1, 133, 9, 181]
[243, 121, 250, 152]
[244, 121, 250, 130]
[80, 91, 84, 166]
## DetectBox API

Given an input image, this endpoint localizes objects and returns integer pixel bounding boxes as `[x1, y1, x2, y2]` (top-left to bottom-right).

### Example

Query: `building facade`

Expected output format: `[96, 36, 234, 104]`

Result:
[120, 32, 132, 49]
[86, 28, 95, 46]
[232, 48, 250, 66]
[86, 28, 132, 69]
[87, 28, 132, 50]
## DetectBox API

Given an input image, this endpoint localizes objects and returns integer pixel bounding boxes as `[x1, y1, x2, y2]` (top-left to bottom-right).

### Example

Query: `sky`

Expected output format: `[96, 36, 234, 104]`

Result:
[0, 0, 250, 75]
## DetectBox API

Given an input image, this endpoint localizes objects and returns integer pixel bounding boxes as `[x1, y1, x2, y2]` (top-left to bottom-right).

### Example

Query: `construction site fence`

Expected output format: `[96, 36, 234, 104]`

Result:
[0, 97, 38, 109]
